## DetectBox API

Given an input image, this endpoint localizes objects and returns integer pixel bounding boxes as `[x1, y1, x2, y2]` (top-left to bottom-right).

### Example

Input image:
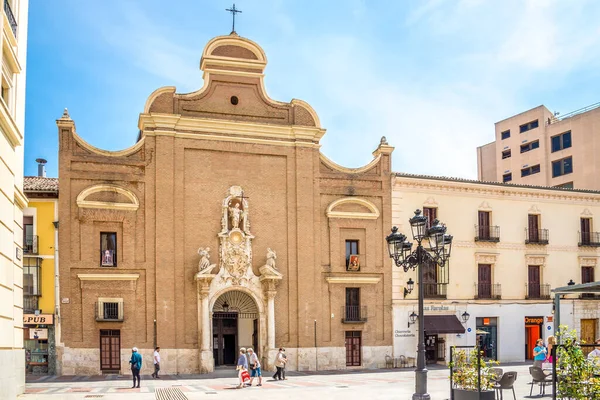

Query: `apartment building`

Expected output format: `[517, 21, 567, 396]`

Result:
[23, 160, 59, 375]
[477, 102, 600, 190]
[0, 0, 29, 397]
[392, 174, 600, 364]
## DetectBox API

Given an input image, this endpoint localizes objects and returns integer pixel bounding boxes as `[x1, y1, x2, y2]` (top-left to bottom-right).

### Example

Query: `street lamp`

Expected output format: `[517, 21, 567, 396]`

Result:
[386, 209, 453, 400]
[461, 311, 470, 324]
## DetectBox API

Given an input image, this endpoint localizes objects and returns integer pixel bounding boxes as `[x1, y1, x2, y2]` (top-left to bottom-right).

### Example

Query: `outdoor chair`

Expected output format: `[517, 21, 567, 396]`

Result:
[529, 366, 552, 396]
[397, 355, 407, 368]
[490, 367, 503, 382]
[406, 356, 415, 367]
[492, 371, 517, 400]
[385, 355, 393, 369]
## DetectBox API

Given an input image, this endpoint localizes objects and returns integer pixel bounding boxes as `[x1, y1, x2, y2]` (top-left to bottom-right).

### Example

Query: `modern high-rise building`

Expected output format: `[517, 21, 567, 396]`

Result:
[0, 0, 29, 397]
[477, 102, 600, 190]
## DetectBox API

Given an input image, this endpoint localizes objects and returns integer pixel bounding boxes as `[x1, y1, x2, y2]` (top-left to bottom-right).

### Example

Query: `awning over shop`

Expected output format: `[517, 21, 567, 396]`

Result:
[424, 315, 465, 334]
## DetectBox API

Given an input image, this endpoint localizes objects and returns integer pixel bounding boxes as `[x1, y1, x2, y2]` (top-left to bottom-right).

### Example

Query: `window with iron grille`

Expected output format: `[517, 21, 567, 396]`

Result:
[104, 303, 119, 320]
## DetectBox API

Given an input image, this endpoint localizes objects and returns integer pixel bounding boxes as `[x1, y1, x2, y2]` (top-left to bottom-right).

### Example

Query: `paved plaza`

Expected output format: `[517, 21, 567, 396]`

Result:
[21, 364, 555, 400]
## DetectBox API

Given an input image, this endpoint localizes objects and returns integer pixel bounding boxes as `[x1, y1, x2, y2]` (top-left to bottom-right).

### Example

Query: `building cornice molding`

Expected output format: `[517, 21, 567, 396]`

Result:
[325, 275, 382, 285]
[77, 274, 140, 281]
[393, 176, 600, 203]
[76, 184, 139, 211]
[326, 197, 380, 220]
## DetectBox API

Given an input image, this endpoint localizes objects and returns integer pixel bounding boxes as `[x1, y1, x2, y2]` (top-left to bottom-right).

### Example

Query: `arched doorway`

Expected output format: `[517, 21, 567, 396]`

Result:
[212, 290, 259, 367]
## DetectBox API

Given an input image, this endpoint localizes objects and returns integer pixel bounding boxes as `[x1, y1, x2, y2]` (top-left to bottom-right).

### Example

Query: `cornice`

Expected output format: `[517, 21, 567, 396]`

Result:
[77, 274, 140, 281]
[325, 275, 382, 284]
[393, 176, 600, 203]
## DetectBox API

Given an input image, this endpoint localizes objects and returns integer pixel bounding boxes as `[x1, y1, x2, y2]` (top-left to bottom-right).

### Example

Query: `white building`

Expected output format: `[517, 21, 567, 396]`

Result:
[0, 0, 29, 397]
[392, 173, 600, 364]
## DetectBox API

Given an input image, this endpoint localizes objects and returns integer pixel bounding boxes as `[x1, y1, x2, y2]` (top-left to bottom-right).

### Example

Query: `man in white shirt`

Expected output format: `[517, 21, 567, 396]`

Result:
[588, 339, 600, 361]
[246, 348, 262, 387]
[152, 347, 161, 378]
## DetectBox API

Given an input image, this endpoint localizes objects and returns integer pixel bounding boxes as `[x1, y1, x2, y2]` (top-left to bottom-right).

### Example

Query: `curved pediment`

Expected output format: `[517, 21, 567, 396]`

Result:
[76, 184, 139, 211]
[326, 197, 380, 220]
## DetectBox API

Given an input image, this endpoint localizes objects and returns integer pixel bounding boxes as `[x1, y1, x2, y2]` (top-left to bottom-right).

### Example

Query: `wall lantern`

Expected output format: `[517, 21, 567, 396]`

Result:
[408, 311, 418, 328]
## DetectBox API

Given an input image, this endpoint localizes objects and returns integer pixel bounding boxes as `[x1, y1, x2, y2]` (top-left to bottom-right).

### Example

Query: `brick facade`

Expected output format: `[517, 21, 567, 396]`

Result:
[57, 33, 393, 374]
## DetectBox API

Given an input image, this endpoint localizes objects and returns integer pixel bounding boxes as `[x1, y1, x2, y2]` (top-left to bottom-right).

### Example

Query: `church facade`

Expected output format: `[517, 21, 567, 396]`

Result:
[57, 34, 393, 375]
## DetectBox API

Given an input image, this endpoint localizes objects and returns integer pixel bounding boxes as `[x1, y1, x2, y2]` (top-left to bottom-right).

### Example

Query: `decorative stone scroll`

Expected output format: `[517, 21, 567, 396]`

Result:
[525, 254, 547, 266]
[579, 256, 598, 267]
[474, 252, 498, 265]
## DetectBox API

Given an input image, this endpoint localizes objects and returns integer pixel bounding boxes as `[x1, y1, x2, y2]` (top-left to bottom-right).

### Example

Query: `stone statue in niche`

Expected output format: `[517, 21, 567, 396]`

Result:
[228, 201, 243, 230]
[197, 247, 218, 275]
[259, 248, 282, 278]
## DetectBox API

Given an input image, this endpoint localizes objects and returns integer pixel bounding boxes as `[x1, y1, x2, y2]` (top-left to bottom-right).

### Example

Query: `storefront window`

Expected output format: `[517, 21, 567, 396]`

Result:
[476, 317, 498, 360]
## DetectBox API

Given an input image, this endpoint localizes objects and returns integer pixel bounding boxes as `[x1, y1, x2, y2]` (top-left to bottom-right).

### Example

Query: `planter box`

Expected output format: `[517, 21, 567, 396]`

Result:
[452, 388, 495, 400]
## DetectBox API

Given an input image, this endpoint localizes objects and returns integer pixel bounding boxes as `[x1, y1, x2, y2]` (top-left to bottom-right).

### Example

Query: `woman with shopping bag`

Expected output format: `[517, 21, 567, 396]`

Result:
[236, 348, 250, 389]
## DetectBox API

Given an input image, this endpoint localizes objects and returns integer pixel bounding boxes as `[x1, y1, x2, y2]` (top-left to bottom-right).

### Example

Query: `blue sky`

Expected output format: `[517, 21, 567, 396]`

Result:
[24, 0, 600, 178]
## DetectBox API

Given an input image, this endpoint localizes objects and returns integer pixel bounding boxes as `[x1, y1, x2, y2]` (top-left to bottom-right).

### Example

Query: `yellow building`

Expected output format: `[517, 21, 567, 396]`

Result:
[23, 163, 58, 375]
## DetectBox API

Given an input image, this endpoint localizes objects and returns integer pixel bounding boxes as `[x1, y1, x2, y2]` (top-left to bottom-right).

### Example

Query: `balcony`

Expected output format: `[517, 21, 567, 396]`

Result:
[100, 250, 117, 267]
[423, 283, 447, 299]
[4, 0, 17, 38]
[578, 231, 600, 247]
[95, 301, 124, 322]
[23, 296, 39, 314]
[526, 283, 551, 300]
[525, 229, 549, 245]
[341, 305, 367, 323]
[474, 283, 502, 300]
[474, 225, 500, 242]
[24, 235, 38, 254]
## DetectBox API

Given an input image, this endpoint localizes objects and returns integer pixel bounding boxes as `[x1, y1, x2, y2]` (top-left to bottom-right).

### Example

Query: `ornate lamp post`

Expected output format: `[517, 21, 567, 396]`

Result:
[386, 210, 453, 400]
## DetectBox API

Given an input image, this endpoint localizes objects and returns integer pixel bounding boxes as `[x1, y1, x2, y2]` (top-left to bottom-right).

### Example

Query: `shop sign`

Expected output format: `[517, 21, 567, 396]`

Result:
[23, 314, 54, 325]
[423, 304, 449, 312]
[546, 316, 553, 323]
[29, 328, 48, 340]
[394, 329, 416, 338]
[525, 316, 544, 325]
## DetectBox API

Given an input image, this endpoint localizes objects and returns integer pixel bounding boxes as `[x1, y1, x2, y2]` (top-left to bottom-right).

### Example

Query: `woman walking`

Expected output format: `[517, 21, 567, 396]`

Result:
[236, 348, 249, 389]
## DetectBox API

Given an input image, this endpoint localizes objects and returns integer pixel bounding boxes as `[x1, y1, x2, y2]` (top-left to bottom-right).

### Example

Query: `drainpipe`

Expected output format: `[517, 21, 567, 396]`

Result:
[52, 221, 60, 333]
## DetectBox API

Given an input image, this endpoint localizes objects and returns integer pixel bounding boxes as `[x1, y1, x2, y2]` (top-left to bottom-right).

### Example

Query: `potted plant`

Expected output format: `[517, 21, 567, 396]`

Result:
[556, 326, 600, 400]
[450, 347, 498, 400]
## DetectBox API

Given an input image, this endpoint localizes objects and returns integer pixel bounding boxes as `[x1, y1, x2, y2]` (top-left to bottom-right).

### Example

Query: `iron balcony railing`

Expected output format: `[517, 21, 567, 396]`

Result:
[474, 283, 502, 300]
[23, 295, 39, 314]
[95, 301, 124, 322]
[341, 305, 367, 323]
[24, 235, 38, 254]
[4, 0, 17, 38]
[423, 283, 447, 299]
[525, 229, 549, 245]
[100, 250, 117, 267]
[526, 283, 551, 299]
[474, 225, 500, 242]
[578, 231, 600, 247]
[580, 293, 600, 299]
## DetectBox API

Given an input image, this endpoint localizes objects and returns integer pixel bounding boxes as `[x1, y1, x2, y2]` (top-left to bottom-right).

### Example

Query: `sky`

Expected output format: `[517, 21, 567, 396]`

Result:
[24, 0, 600, 178]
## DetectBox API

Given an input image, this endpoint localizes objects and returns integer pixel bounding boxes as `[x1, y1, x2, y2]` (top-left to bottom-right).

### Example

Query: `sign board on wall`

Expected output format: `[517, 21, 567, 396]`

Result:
[29, 328, 48, 340]
[23, 314, 54, 325]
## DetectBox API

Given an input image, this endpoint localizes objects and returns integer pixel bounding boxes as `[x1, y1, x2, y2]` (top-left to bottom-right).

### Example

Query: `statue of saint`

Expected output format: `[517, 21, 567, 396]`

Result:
[229, 202, 243, 230]
[260, 247, 282, 278]
[197, 247, 217, 275]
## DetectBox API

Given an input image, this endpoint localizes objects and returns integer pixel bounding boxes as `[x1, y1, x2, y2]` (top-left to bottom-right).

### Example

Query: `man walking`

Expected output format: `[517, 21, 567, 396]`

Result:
[129, 347, 142, 388]
[152, 346, 161, 378]
[246, 348, 262, 387]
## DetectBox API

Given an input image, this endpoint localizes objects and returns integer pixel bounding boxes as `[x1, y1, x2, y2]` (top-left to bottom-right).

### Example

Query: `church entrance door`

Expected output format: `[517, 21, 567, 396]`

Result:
[213, 312, 238, 366]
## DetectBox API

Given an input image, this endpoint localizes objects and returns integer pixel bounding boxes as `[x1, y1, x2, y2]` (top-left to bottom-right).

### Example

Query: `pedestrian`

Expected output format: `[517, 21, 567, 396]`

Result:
[246, 348, 262, 387]
[272, 348, 286, 380]
[129, 347, 142, 388]
[236, 348, 249, 389]
[152, 346, 161, 378]
[587, 338, 600, 360]
[546, 336, 556, 364]
[281, 348, 288, 380]
[533, 339, 547, 368]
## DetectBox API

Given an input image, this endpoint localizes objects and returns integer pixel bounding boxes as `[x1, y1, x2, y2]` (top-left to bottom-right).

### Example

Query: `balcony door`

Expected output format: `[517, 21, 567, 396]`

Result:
[346, 288, 360, 321]
[478, 211, 490, 239]
[528, 266, 541, 298]
[581, 218, 592, 244]
[528, 214, 539, 241]
[478, 264, 491, 299]
[345, 331, 362, 366]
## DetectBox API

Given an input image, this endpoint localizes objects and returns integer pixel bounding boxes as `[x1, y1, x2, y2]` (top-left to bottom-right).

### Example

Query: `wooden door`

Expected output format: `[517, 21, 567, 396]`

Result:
[528, 214, 539, 241]
[478, 264, 491, 299]
[478, 211, 490, 239]
[581, 319, 597, 345]
[528, 266, 541, 298]
[581, 218, 591, 244]
[346, 288, 360, 321]
[345, 331, 362, 366]
[212, 313, 238, 366]
[100, 330, 120, 371]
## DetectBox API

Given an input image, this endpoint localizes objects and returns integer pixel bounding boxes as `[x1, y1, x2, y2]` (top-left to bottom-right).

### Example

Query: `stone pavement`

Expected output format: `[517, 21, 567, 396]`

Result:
[21, 364, 554, 400]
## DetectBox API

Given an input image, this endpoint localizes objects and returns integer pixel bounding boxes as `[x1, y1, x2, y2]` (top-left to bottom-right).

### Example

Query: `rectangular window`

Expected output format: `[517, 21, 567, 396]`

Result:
[551, 131, 572, 152]
[520, 119, 539, 133]
[501, 130, 510, 140]
[554, 182, 574, 189]
[345, 240, 359, 271]
[552, 157, 573, 178]
[423, 207, 437, 229]
[502, 173, 512, 182]
[521, 164, 541, 177]
[520, 140, 539, 153]
[477, 264, 492, 299]
[501, 149, 511, 159]
[582, 267, 595, 284]
[100, 232, 117, 267]
[527, 265, 541, 298]
[103, 303, 120, 320]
